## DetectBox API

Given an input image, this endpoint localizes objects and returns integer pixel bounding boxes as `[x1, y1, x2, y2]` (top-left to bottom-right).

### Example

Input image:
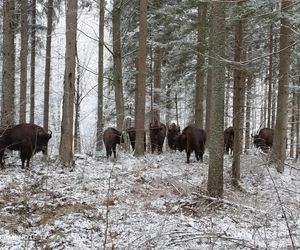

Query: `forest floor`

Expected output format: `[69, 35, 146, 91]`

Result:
[0, 149, 299, 249]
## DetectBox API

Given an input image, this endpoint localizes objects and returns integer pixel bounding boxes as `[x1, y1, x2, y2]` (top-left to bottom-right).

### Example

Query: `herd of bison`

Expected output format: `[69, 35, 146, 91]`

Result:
[103, 122, 274, 163]
[0, 122, 273, 169]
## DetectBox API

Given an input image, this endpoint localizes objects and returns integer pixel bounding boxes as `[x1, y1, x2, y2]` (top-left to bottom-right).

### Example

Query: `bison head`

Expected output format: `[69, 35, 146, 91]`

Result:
[36, 130, 52, 154]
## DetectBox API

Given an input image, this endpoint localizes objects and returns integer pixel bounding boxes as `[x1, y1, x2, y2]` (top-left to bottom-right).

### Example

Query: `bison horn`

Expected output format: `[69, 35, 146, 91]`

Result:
[48, 130, 52, 137]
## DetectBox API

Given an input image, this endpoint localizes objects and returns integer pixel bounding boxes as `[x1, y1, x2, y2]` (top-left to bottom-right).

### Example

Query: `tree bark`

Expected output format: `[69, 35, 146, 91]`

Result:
[207, 1, 225, 198]
[74, 51, 81, 154]
[205, 17, 213, 146]
[271, 0, 292, 173]
[59, 0, 78, 165]
[244, 73, 253, 152]
[43, 0, 54, 132]
[112, 0, 125, 131]
[232, 0, 245, 187]
[267, 24, 273, 128]
[152, 47, 161, 124]
[134, 0, 147, 156]
[19, 0, 29, 123]
[30, 0, 36, 123]
[290, 89, 295, 158]
[2, 0, 16, 126]
[194, 2, 207, 129]
[96, 0, 105, 153]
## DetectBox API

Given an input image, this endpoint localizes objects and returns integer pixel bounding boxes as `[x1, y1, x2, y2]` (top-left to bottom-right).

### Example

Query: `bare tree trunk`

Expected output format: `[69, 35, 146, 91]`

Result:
[134, 0, 147, 156]
[1, 0, 16, 126]
[43, 0, 54, 132]
[30, 0, 36, 123]
[205, 23, 213, 146]
[271, 0, 292, 173]
[207, 0, 225, 198]
[74, 52, 81, 154]
[19, 0, 29, 123]
[152, 47, 161, 124]
[224, 72, 231, 128]
[272, 36, 278, 128]
[59, 0, 78, 165]
[290, 90, 295, 158]
[267, 24, 273, 128]
[175, 91, 179, 127]
[165, 83, 171, 123]
[96, 0, 105, 153]
[244, 73, 253, 152]
[194, 2, 207, 128]
[232, 0, 246, 186]
[296, 76, 300, 160]
[112, 0, 124, 131]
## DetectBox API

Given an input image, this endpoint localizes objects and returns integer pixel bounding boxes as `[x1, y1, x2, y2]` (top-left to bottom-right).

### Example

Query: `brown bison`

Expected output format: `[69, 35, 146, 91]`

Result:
[149, 121, 166, 154]
[175, 125, 206, 163]
[0, 123, 52, 169]
[103, 127, 123, 159]
[253, 128, 274, 151]
[126, 127, 146, 151]
[167, 123, 180, 151]
[224, 126, 234, 154]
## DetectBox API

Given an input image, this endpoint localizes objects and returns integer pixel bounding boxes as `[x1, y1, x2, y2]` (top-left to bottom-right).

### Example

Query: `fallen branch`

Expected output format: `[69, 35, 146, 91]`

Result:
[285, 162, 300, 171]
[167, 232, 255, 249]
[192, 192, 267, 214]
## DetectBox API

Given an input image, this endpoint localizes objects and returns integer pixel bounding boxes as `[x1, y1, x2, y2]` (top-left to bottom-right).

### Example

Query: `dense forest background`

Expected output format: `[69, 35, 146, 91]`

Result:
[1, 1, 300, 248]
[1, 0, 300, 189]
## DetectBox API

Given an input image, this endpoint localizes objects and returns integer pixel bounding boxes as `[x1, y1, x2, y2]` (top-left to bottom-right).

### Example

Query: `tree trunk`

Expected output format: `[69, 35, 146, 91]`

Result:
[224, 72, 231, 128]
[165, 83, 171, 123]
[134, 0, 147, 156]
[112, 0, 124, 131]
[19, 0, 29, 123]
[43, 0, 54, 132]
[207, 1, 225, 198]
[267, 24, 273, 128]
[232, 0, 245, 187]
[205, 17, 213, 147]
[194, 2, 207, 129]
[152, 47, 161, 124]
[290, 89, 295, 158]
[96, 0, 105, 153]
[30, 0, 36, 123]
[59, 0, 78, 165]
[244, 73, 253, 152]
[296, 76, 300, 160]
[271, 0, 292, 173]
[2, 0, 16, 126]
[74, 52, 81, 154]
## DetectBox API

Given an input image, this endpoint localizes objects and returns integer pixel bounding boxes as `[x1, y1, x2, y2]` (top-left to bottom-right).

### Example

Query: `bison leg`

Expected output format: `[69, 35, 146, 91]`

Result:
[195, 151, 200, 161]
[0, 149, 5, 169]
[151, 144, 155, 154]
[158, 145, 162, 154]
[225, 145, 229, 154]
[106, 147, 112, 159]
[186, 151, 191, 163]
[20, 156, 26, 169]
[112, 145, 117, 159]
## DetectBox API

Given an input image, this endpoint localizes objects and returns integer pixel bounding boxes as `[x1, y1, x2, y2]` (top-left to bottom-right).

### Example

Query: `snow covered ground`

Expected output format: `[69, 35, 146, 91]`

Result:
[0, 149, 299, 249]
